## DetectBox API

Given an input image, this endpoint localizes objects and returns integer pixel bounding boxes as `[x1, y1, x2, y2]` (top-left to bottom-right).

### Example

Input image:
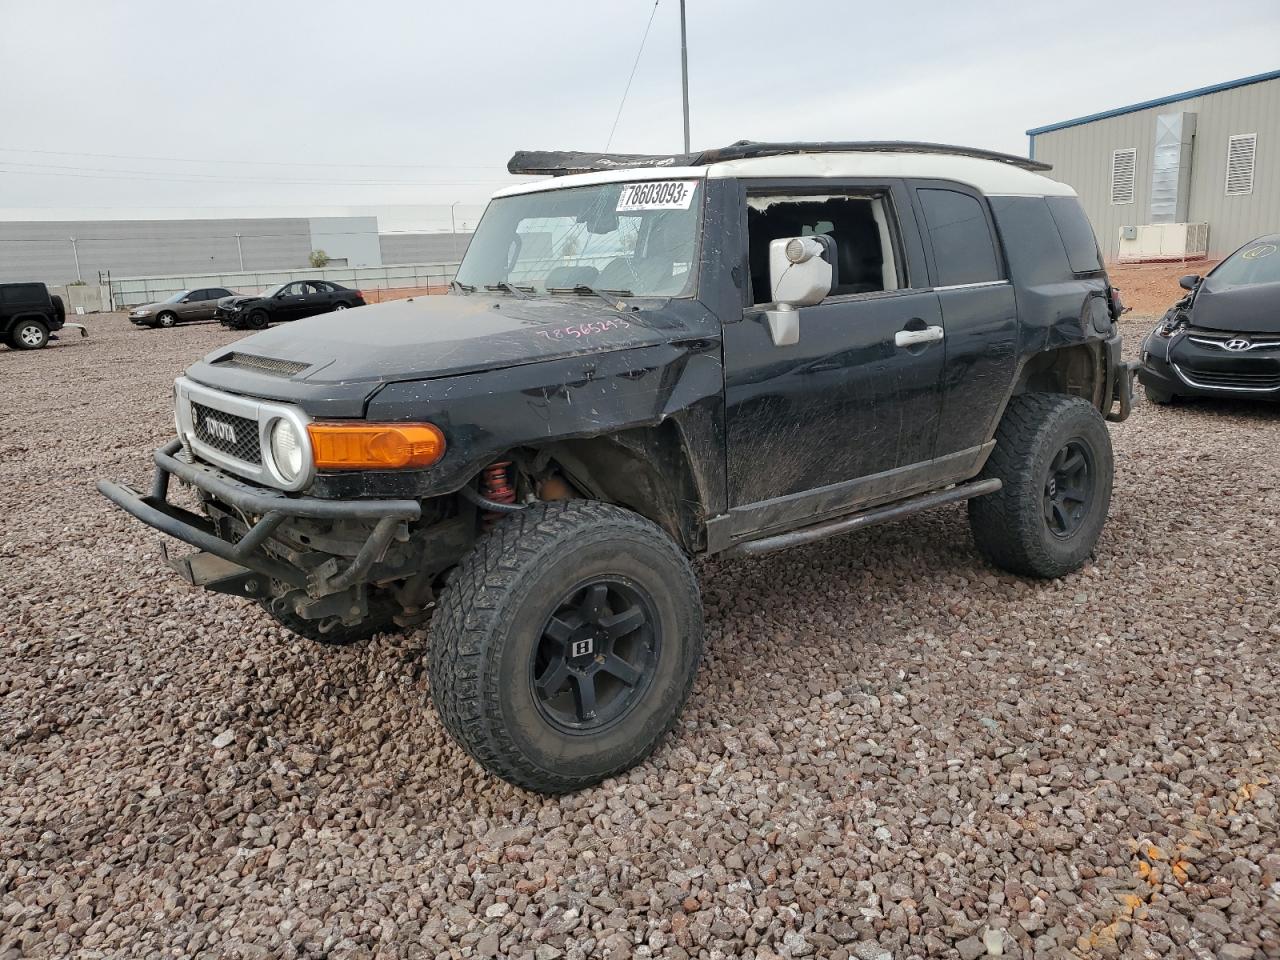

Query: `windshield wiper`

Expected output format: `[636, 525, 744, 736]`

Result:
[547, 284, 632, 311]
[450, 280, 475, 294]
[484, 281, 534, 299]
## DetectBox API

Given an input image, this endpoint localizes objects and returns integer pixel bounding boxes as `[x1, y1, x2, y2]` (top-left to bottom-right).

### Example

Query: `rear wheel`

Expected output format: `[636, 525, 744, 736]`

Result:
[428, 500, 703, 793]
[968, 393, 1113, 579]
[10, 319, 49, 350]
[157, 311, 177, 328]
[332, 302, 349, 312]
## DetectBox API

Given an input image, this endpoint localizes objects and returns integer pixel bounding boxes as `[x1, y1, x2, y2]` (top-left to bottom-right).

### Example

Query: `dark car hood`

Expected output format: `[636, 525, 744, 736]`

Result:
[186, 293, 714, 417]
[1189, 280, 1280, 333]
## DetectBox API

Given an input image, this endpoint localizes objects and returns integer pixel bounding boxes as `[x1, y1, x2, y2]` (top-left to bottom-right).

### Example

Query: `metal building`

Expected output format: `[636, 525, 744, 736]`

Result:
[1027, 69, 1280, 262]
[0, 215, 474, 284]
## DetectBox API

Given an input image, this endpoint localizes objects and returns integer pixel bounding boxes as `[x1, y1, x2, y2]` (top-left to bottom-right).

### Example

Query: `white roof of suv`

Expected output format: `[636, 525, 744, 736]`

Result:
[497, 141, 1076, 200]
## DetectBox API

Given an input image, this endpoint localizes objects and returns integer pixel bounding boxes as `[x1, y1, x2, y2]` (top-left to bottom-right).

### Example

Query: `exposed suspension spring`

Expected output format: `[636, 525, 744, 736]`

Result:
[479, 461, 516, 524]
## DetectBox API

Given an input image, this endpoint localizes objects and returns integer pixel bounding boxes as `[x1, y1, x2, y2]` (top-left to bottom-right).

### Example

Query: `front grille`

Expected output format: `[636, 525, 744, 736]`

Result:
[1176, 366, 1280, 392]
[1186, 329, 1280, 351]
[215, 351, 310, 377]
[190, 402, 261, 463]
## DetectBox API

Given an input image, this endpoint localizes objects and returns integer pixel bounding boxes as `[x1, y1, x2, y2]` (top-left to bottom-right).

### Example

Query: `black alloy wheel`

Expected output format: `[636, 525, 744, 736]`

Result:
[532, 579, 660, 733]
[427, 499, 703, 793]
[1043, 439, 1094, 539]
[968, 393, 1114, 579]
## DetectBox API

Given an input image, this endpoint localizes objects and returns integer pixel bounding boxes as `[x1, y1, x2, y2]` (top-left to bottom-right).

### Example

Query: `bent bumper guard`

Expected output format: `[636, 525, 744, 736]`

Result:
[98, 440, 421, 598]
[1108, 360, 1137, 422]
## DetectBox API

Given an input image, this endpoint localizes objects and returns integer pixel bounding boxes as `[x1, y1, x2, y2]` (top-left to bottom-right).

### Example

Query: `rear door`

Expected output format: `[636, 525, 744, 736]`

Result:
[909, 182, 1019, 458]
[310, 281, 339, 314]
[296, 282, 327, 318]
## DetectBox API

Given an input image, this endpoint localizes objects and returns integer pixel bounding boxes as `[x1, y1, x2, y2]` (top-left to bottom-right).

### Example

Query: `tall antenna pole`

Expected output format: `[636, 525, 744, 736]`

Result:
[679, 0, 690, 153]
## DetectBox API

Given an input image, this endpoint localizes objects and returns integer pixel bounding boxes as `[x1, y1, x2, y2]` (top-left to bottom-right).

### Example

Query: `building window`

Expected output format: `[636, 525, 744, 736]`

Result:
[1110, 148, 1137, 205]
[1226, 134, 1257, 196]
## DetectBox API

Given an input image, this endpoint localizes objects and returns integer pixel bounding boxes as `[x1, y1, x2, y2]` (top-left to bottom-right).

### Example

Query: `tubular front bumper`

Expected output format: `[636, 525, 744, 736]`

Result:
[98, 440, 421, 596]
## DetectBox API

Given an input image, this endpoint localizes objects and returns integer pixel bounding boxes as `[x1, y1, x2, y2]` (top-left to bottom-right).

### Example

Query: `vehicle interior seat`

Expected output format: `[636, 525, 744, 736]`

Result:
[747, 197, 887, 302]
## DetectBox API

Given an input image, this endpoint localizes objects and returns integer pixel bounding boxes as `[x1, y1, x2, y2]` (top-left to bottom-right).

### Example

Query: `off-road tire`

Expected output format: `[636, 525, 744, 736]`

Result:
[10, 318, 50, 350]
[1144, 383, 1175, 405]
[968, 393, 1113, 579]
[428, 500, 703, 794]
[157, 311, 178, 328]
[247, 309, 269, 330]
[50, 295, 66, 324]
[255, 596, 397, 647]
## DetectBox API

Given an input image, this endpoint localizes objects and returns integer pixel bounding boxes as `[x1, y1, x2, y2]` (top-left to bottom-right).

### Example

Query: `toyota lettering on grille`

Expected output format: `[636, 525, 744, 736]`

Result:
[204, 417, 238, 443]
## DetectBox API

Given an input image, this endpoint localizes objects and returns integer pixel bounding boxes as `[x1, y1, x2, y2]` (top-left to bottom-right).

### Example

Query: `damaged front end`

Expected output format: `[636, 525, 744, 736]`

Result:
[98, 441, 473, 633]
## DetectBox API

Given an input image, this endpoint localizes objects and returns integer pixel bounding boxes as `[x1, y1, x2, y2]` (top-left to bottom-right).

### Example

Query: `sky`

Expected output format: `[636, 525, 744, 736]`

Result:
[1, 0, 1277, 232]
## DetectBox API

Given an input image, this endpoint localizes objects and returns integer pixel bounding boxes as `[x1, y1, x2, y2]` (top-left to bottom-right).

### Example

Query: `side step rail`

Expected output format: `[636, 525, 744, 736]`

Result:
[723, 478, 1002, 558]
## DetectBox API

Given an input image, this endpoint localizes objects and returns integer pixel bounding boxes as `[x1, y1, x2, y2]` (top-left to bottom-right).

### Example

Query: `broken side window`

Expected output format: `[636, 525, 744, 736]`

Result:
[745, 192, 901, 306]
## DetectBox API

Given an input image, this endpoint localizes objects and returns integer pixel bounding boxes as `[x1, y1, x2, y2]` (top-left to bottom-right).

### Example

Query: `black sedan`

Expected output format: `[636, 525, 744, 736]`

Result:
[1138, 234, 1280, 404]
[216, 280, 365, 330]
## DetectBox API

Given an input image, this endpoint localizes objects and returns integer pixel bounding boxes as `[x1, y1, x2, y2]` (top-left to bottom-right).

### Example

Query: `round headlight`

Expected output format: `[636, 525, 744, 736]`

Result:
[269, 419, 304, 482]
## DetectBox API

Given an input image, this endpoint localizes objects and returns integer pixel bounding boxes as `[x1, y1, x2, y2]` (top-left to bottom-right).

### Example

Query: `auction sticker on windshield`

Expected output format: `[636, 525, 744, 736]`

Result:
[616, 181, 699, 212]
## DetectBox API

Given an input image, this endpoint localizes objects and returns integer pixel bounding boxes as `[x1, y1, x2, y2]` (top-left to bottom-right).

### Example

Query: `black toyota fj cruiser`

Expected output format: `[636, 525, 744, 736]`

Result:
[0, 282, 72, 349]
[101, 142, 1134, 793]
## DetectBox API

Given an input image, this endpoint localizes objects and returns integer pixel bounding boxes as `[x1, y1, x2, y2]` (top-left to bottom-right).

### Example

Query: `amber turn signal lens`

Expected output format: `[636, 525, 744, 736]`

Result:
[307, 422, 445, 470]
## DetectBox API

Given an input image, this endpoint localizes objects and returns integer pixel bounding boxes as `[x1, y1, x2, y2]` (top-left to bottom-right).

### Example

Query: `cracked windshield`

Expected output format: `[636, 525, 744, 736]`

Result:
[455, 180, 702, 297]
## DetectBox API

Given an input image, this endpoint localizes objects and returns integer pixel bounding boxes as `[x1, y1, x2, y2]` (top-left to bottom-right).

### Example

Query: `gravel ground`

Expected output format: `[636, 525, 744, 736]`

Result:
[2, 312, 1278, 960]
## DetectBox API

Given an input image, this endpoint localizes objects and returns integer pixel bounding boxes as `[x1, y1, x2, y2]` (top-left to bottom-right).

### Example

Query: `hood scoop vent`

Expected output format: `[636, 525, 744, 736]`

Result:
[214, 351, 311, 377]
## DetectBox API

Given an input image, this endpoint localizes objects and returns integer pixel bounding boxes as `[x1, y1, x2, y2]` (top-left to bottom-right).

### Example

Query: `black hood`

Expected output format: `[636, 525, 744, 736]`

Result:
[1189, 280, 1280, 333]
[185, 292, 714, 417]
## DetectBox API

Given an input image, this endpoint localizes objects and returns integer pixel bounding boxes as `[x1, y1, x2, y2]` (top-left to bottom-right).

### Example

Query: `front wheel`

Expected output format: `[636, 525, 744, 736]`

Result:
[968, 393, 1114, 579]
[10, 319, 49, 349]
[428, 500, 703, 793]
[157, 311, 177, 328]
[1144, 383, 1175, 405]
[246, 309, 269, 329]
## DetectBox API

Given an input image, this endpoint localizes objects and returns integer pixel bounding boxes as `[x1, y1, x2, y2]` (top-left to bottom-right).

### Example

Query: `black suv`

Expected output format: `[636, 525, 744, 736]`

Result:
[1, 282, 67, 349]
[101, 142, 1134, 793]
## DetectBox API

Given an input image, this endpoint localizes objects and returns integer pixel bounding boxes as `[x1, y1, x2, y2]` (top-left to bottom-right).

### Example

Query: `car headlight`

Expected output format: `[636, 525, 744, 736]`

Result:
[268, 419, 305, 483]
[134, 308, 152, 316]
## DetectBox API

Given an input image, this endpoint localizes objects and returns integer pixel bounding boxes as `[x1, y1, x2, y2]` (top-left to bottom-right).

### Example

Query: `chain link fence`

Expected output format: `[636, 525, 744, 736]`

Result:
[107, 261, 460, 308]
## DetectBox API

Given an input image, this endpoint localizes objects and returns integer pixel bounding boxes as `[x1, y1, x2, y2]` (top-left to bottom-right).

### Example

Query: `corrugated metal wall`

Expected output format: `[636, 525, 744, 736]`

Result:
[379, 232, 472, 265]
[0, 218, 316, 284]
[1031, 77, 1280, 261]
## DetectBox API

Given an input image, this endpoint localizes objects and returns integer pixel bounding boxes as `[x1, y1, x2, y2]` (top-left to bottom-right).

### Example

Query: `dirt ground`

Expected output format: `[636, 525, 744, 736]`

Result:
[1106, 260, 1220, 318]
[2, 312, 1277, 959]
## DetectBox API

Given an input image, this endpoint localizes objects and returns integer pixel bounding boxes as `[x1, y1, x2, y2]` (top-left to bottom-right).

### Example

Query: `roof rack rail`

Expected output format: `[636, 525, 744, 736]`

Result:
[508, 140, 1052, 177]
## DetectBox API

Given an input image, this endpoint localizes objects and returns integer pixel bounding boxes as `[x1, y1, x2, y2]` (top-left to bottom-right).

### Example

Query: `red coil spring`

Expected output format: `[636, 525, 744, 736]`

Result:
[480, 461, 515, 506]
